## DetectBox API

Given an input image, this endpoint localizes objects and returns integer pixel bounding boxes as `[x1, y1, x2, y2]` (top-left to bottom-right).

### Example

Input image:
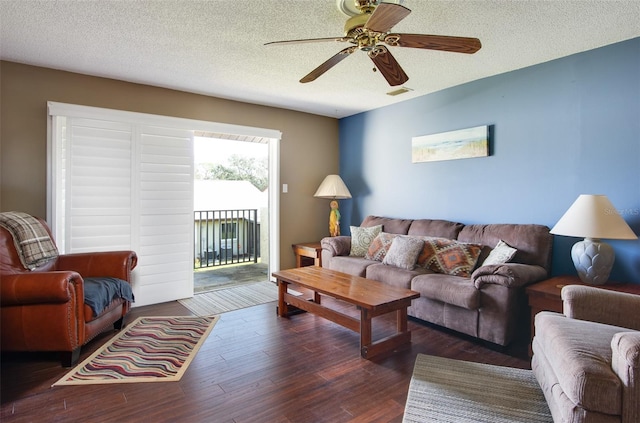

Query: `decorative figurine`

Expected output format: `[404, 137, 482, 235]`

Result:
[329, 200, 341, 237]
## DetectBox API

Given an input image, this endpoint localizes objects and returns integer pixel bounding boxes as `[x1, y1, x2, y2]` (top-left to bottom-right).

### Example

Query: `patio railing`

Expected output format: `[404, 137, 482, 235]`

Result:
[194, 209, 260, 269]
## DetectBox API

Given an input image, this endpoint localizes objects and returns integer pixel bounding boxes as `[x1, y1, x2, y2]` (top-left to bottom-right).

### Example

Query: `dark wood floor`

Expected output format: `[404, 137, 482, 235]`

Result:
[1, 297, 531, 423]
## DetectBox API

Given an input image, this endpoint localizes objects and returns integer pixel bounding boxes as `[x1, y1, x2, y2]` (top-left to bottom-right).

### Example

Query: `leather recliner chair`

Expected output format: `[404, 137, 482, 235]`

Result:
[0, 215, 137, 366]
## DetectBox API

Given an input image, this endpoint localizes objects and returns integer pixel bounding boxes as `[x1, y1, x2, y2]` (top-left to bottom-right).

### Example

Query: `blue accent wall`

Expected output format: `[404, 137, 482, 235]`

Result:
[339, 37, 640, 283]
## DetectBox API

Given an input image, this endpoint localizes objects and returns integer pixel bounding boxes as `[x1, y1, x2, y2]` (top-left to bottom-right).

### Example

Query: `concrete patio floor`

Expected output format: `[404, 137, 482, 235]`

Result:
[194, 262, 270, 293]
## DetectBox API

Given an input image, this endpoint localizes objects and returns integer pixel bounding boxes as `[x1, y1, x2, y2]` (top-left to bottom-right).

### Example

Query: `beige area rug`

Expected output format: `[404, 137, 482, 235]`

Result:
[179, 281, 277, 316]
[53, 315, 218, 386]
[403, 354, 552, 423]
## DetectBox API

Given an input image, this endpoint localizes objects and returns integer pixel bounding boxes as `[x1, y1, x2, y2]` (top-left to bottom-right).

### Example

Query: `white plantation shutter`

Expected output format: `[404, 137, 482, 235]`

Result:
[65, 118, 133, 252]
[48, 104, 194, 306]
[48, 101, 281, 306]
[137, 126, 193, 304]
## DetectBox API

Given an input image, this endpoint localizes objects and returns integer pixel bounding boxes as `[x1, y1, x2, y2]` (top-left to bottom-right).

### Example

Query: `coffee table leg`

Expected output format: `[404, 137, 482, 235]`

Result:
[277, 279, 288, 317]
[397, 308, 408, 332]
[360, 306, 412, 359]
[360, 308, 372, 358]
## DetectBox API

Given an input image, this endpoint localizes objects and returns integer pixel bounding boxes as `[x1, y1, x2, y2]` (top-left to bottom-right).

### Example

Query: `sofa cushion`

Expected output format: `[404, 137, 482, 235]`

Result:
[361, 215, 412, 234]
[407, 218, 465, 240]
[482, 240, 517, 266]
[534, 312, 623, 415]
[326, 255, 377, 277]
[458, 223, 552, 271]
[365, 232, 398, 262]
[411, 273, 480, 310]
[382, 236, 424, 270]
[417, 238, 482, 277]
[349, 225, 382, 257]
[366, 263, 431, 290]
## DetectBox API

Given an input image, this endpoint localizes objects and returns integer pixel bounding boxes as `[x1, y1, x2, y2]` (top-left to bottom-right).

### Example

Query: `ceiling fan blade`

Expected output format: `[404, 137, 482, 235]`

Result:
[265, 36, 351, 46]
[300, 46, 357, 83]
[364, 3, 411, 33]
[384, 33, 482, 54]
[369, 46, 409, 86]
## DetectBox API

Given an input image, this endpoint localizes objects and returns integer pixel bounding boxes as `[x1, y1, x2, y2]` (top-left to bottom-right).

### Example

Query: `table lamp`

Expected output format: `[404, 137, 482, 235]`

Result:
[314, 174, 352, 237]
[550, 194, 637, 285]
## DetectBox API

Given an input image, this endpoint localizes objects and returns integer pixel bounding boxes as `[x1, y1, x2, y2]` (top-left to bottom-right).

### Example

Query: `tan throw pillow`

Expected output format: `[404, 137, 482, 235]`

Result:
[418, 238, 482, 277]
[382, 236, 425, 270]
[349, 225, 382, 257]
[482, 240, 517, 266]
[365, 232, 398, 261]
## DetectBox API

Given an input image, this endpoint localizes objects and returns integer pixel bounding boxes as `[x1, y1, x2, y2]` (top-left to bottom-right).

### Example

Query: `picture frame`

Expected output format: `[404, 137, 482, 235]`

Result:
[412, 125, 489, 163]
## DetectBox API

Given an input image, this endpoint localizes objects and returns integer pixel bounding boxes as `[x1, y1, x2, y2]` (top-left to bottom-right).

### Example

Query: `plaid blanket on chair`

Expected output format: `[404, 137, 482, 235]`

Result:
[0, 211, 59, 270]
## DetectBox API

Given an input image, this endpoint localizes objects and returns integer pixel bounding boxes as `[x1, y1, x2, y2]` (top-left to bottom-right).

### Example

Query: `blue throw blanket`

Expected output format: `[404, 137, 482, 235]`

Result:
[84, 277, 135, 316]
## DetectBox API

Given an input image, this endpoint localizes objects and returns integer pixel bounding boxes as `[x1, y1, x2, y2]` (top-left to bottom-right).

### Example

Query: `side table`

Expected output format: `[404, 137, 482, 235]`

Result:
[291, 242, 322, 268]
[526, 275, 640, 351]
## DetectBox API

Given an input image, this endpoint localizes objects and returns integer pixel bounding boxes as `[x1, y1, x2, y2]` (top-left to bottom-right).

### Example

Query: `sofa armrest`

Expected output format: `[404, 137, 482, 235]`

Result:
[0, 271, 82, 306]
[562, 285, 640, 330]
[610, 331, 640, 423]
[321, 236, 351, 257]
[55, 251, 138, 281]
[472, 263, 548, 289]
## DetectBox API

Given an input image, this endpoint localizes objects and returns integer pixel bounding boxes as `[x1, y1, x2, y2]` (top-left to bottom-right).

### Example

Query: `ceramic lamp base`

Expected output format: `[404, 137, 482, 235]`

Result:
[571, 238, 614, 285]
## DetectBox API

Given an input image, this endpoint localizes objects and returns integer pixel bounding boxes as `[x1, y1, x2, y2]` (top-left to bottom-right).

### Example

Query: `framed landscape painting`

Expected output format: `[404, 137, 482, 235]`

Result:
[412, 125, 489, 163]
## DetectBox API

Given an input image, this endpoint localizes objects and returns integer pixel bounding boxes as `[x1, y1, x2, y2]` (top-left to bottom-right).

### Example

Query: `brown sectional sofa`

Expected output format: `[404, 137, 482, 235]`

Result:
[321, 215, 553, 347]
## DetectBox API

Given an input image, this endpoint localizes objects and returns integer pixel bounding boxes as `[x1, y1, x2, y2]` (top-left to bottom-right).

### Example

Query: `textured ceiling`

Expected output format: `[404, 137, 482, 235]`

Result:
[1, 1, 639, 118]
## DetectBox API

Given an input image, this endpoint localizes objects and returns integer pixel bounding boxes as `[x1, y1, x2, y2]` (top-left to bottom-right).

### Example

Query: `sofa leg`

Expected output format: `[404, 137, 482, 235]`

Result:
[61, 347, 81, 367]
[113, 316, 125, 330]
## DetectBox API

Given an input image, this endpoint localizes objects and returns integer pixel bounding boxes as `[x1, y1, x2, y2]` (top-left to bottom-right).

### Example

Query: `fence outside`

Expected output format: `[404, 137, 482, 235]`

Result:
[194, 209, 260, 268]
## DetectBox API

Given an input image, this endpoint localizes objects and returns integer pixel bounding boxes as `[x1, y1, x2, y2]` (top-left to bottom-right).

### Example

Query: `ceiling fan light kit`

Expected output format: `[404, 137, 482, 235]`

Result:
[266, 1, 481, 86]
[337, 0, 406, 18]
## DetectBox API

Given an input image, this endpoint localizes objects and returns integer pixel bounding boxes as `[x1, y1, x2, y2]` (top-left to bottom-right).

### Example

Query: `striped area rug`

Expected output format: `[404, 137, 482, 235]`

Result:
[403, 354, 552, 423]
[52, 315, 218, 386]
[178, 281, 278, 316]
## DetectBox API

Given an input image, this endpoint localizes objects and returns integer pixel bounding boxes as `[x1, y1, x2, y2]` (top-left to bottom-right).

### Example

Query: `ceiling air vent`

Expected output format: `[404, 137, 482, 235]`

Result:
[387, 87, 413, 96]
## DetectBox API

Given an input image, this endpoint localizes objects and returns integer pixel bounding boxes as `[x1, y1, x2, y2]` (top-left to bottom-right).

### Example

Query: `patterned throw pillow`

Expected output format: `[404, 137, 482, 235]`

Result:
[349, 225, 383, 257]
[382, 236, 425, 270]
[418, 238, 482, 277]
[482, 240, 517, 266]
[365, 232, 398, 261]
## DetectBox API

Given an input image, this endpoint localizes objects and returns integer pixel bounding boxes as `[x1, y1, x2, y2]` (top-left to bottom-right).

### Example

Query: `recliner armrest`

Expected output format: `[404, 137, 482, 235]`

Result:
[321, 236, 351, 257]
[0, 271, 82, 306]
[610, 331, 640, 423]
[562, 285, 640, 331]
[55, 250, 137, 281]
[472, 263, 547, 289]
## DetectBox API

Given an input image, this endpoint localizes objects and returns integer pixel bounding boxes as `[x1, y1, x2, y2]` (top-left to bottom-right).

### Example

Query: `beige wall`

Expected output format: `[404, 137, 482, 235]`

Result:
[0, 61, 339, 270]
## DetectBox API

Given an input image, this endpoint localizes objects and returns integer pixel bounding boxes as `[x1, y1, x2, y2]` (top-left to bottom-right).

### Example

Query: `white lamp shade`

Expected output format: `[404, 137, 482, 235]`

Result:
[550, 194, 637, 240]
[314, 175, 352, 199]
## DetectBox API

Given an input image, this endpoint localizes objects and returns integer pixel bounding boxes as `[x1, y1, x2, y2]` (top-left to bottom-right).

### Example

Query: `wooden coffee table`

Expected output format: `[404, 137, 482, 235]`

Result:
[272, 266, 420, 359]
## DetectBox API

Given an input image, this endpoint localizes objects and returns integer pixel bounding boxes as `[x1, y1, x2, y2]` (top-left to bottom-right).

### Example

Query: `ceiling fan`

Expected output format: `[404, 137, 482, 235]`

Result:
[265, 0, 481, 86]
